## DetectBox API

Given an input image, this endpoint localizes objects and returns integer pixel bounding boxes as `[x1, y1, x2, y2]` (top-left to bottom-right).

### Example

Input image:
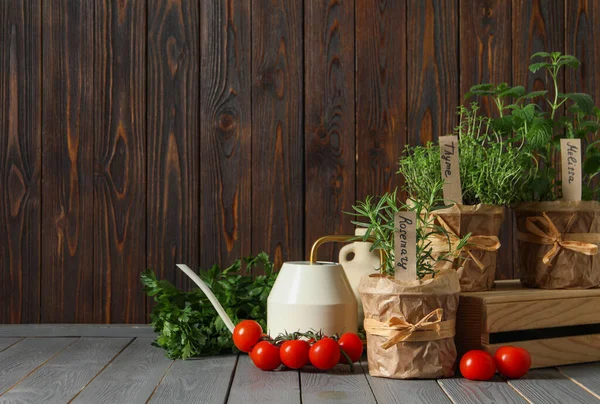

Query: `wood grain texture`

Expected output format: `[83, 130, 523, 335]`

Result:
[438, 376, 527, 404]
[0, 324, 154, 338]
[0, 0, 41, 324]
[0, 339, 21, 352]
[355, 0, 407, 202]
[300, 364, 376, 404]
[200, 0, 252, 268]
[559, 362, 600, 398]
[147, 0, 200, 296]
[94, 0, 147, 324]
[71, 338, 173, 404]
[149, 355, 237, 404]
[251, 0, 304, 269]
[227, 355, 300, 404]
[0, 337, 76, 395]
[508, 368, 599, 403]
[304, 0, 356, 261]
[565, 0, 600, 192]
[0, 337, 131, 403]
[485, 334, 600, 369]
[459, 0, 513, 280]
[41, 0, 94, 323]
[407, 0, 459, 145]
[362, 360, 451, 403]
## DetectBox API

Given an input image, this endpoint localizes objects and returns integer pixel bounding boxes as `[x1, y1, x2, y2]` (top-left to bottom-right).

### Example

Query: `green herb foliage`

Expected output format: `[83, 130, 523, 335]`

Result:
[398, 104, 533, 206]
[141, 253, 276, 359]
[466, 52, 600, 201]
[347, 182, 470, 278]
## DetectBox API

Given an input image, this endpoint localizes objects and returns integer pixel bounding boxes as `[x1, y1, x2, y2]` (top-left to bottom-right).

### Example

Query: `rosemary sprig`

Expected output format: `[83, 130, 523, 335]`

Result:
[346, 183, 470, 279]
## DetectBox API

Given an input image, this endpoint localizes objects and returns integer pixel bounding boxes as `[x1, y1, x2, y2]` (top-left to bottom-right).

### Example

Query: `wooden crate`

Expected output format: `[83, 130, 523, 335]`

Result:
[456, 280, 600, 369]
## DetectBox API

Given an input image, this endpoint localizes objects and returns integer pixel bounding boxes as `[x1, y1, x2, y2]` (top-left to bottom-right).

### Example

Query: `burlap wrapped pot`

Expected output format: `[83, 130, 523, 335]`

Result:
[430, 204, 504, 292]
[516, 201, 600, 289]
[358, 269, 460, 379]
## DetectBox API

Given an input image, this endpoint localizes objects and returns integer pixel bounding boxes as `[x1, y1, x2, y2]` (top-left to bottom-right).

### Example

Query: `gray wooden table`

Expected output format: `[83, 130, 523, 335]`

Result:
[0, 330, 599, 403]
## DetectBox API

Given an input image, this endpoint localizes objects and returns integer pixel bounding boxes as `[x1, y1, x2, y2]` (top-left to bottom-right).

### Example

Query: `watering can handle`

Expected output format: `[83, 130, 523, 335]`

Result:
[176, 264, 236, 334]
[309, 235, 385, 266]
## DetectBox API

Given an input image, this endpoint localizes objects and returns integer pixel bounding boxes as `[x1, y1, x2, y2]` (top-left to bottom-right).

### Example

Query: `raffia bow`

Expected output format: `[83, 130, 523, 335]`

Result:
[430, 215, 501, 272]
[517, 212, 600, 264]
[363, 308, 455, 349]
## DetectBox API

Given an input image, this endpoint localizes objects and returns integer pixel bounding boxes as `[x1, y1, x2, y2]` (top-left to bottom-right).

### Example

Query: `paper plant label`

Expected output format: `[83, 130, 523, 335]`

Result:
[561, 138, 582, 201]
[439, 135, 463, 205]
[394, 211, 417, 281]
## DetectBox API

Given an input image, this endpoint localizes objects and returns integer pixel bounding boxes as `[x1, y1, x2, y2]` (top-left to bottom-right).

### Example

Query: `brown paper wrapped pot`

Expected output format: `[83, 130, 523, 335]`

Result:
[431, 204, 504, 292]
[358, 269, 460, 379]
[516, 201, 600, 289]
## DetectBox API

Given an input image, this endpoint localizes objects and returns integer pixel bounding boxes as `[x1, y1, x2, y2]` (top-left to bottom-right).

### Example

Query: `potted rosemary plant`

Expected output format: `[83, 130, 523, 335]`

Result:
[467, 52, 600, 289]
[348, 183, 470, 379]
[397, 103, 532, 291]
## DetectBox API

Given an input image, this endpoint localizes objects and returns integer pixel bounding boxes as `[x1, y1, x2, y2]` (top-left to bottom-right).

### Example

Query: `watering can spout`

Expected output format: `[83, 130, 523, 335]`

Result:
[176, 264, 236, 334]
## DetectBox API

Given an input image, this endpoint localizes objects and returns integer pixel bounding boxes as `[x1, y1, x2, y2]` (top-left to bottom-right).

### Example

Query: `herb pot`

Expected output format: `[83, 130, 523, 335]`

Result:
[515, 201, 600, 289]
[359, 268, 460, 379]
[430, 204, 504, 291]
[267, 236, 358, 337]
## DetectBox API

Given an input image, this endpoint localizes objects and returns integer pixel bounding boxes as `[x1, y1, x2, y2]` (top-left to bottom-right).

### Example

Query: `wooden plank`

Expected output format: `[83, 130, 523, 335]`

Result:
[459, 0, 513, 280]
[251, 0, 303, 269]
[228, 355, 299, 404]
[484, 334, 600, 369]
[508, 368, 599, 403]
[362, 360, 451, 403]
[462, 280, 600, 304]
[355, 0, 407, 202]
[0, 324, 154, 338]
[300, 363, 376, 404]
[565, 0, 600, 193]
[41, 0, 94, 323]
[94, 0, 147, 323]
[0, 337, 76, 395]
[0, 338, 131, 403]
[486, 297, 600, 332]
[0, 0, 42, 324]
[147, 0, 200, 295]
[558, 362, 600, 398]
[438, 376, 527, 404]
[407, 0, 459, 145]
[148, 355, 237, 404]
[71, 338, 173, 404]
[200, 0, 251, 268]
[304, 0, 355, 261]
[0, 338, 21, 352]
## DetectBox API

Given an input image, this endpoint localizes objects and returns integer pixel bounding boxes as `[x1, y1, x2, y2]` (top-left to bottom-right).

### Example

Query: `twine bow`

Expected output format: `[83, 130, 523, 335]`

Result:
[363, 308, 455, 349]
[431, 215, 501, 272]
[517, 212, 600, 264]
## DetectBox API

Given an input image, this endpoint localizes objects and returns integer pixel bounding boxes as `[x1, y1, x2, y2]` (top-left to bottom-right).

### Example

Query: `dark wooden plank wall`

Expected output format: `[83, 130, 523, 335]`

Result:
[1, 0, 599, 323]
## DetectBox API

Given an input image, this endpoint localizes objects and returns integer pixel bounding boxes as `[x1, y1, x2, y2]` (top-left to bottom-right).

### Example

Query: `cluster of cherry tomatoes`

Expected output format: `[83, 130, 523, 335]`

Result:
[460, 346, 531, 381]
[232, 320, 364, 371]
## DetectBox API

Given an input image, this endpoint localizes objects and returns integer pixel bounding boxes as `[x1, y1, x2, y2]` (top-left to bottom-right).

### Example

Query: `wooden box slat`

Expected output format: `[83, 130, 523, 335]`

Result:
[456, 280, 600, 369]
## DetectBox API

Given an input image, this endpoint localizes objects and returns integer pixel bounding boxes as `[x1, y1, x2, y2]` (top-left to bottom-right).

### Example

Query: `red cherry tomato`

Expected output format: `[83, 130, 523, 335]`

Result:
[338, 333, 363, 364]
[460, 350, 496, 381]
[494, 346, 531, 379]
[232, 320, 263, 353]
[280, 340, 310, 369]
[309, 337, 340, 370]
[250, 341, 281, 371]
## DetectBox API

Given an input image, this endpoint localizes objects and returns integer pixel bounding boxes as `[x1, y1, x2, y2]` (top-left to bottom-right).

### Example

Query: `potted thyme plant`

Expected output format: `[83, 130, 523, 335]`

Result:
[467, 52, 600, 289]
[397, 104, 532, 291]
[348, 183, 470, 379]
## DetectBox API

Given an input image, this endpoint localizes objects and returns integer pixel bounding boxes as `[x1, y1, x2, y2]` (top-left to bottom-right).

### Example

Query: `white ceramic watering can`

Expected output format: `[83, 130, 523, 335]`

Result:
[267, 236, 365, 337]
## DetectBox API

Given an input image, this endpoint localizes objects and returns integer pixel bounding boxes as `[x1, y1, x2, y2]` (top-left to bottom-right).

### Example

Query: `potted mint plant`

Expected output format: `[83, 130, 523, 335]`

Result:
[468, 52, 600, 289]
[397, 104, 532, 291]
